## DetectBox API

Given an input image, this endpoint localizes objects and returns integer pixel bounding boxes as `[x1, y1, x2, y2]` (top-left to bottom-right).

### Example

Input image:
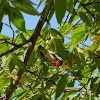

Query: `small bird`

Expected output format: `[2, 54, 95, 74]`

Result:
[38, 45, 64, 66]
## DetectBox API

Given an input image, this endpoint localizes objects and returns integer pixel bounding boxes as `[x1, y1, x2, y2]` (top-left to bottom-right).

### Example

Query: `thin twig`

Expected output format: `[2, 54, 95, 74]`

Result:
[62, 19, 81, 35]
[59, 12, 70, 31]
[77, 27, 93, 46]
[0, 1, 55, 58]
[12, 30, 15, 44]
[39, 35, 55, 51]
[0, 15, 81, 57]
[83, 27, 93, 41]
[40, 13, 71, 49]
[2, 22, 15, 34]
[27, 70, 86, 93]
[81, 2, 100, 6]
[35, 87, 86, 92]
[25, 92, 40, 100]
[3, 1, 54, 100]
[45, 18, 51, 28]
[80, 3, 95, 18]
[28, 70, 64, 91]
[79, 43, 88, 47]
[0, 95, 5, 99]
[2, 22, 15, 44]
[78, 76, 91, 92]
[0, 40, 30, 57]
[0, 39, 18, 46]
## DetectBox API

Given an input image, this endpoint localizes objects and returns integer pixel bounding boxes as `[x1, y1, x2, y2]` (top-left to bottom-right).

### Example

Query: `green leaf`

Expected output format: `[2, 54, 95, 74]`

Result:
[6, 54, 26, 71]
[69, 14, 75, 23]
[75, 34, 85, 44]
[0, 22, 3, 32]
[94, 57, 100, 70]
[70, 38, 76, 46]
[78, 51, 86, 67]
[93, 0, 100, 13]
[47, 5, 55, 21]
[24, 0, 36, 5]
[82, 67, 91, 77]
[79, 12, 91, 26]
[59, 21, 73, 35]
[16, 90, 28, 100]
[55, 75, 67, 99]
[73, 48, 83, 69]
[67, 79, 75, 87]
[0, 78, 8, 85]
[54, 38, 66, 60]
[0, 0, 2, 3]
[66, 0, 73, 13]
[9, 7, 26, 32]
[10, 88, 27, 99]
[92, 77, 100, 95]
[71, 32, 84, 39]
[74, 0, 78, 6]
[94, 13, 100, 26]
[72, 27, 86, 34]
[0, 1, 10, 16]
[55, 0, 66, 24]
[19, 33, 27, 43]
[71, 28, 86, 45]
[87, 77, 100, 96]
[0, 44, 9, 54]
[33, 93, 48, 100]
[65, 46, 73, 65]
[38, 64, 43, 75]
[10, 0, 40, 15]
[45, 73, 59, 91]
[37, 0, 44, 9]
[0, 34, 11, 40]
[41, 24, 49, 34]
[60, 92, 77, 100]
[69, 9, 77, 23]
[49, 28, 64, 38]
[12, 54, 27, 71]
[86, 41, 99, 51]
[42, 62, 49, 76]
[27, 50, 37, 68]
[0, 78, 10, 91]
[6, 55, 15, 72]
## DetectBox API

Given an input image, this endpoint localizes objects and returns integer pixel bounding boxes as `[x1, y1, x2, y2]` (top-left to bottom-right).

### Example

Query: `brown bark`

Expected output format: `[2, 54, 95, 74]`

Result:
[2, 0, 54, 100]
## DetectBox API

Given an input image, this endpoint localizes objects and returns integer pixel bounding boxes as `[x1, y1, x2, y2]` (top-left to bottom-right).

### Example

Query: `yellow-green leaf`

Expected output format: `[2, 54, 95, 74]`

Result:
[9, 7, 26, 32]
[49, 28, 63, 39]
[55, 0, 66, 24]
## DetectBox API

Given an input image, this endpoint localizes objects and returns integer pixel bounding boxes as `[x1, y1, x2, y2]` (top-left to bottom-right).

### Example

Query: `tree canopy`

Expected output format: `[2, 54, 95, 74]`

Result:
[0, 0, 100, 100]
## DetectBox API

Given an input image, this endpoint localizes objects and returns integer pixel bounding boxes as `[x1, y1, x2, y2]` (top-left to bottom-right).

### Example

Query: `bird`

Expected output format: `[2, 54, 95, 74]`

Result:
[38, 45, 64, 66]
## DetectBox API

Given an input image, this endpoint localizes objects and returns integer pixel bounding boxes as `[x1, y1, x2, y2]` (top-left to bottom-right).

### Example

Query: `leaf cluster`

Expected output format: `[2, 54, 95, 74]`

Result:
[0, 0, 100, 100]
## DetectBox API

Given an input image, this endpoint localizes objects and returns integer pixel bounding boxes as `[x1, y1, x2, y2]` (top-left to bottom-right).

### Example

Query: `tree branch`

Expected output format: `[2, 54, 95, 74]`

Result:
[2, 22, 15, 34]
[59, 12, 70, 31]
[0, 39, 18, 46]
[35, 87, 86, 92]
[0, 39, 30, 57]
[3, 0, 54, 100]
[62, 19, 81, 35]
[27, 70, 86, 93]
[0, 12, 80, 57]
[78, 77, 91, 92]
[81, 2, 100, 6]
[80, 3, 95, 18]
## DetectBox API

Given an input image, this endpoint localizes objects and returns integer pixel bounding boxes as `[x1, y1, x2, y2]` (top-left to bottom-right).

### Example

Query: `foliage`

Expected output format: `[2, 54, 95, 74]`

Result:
[0, 0, 100, 99]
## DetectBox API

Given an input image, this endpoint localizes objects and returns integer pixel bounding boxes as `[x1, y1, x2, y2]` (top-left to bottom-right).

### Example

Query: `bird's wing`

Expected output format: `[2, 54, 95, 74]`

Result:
[48, 50, 64, 61]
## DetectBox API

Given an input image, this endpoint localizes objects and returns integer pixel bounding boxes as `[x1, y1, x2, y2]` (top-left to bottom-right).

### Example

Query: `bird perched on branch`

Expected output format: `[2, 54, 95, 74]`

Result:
[38, 45, 64, 66]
